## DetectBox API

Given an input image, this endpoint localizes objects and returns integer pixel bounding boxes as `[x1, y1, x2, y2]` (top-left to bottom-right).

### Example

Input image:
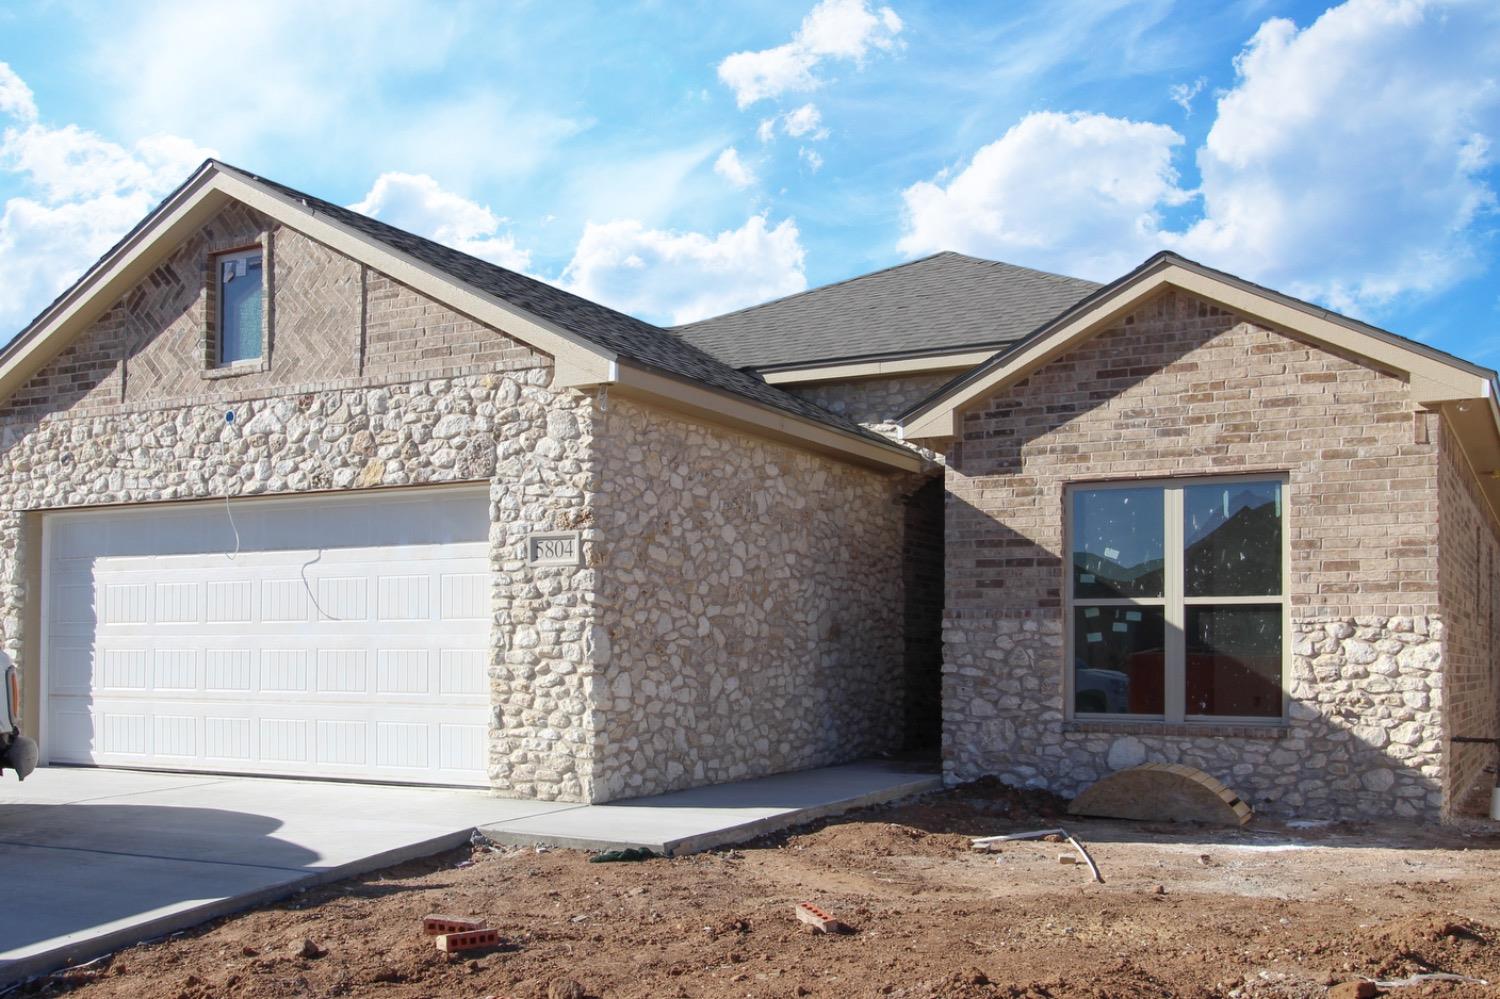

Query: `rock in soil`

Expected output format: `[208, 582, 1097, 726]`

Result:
[291, 937, 324, 959]
[547, 977, 587, 999]
[1327, 982, 1378, 999]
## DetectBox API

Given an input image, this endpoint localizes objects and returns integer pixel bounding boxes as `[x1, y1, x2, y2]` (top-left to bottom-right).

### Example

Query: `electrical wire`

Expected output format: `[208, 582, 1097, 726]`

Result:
[224, 492, 241, 560]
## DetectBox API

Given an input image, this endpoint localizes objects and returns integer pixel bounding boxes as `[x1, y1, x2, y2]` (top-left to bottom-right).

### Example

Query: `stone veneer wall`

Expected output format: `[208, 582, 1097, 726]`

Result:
[943, 289, 1448, 819]
[0, 205, 602, 802]
[1437, 415, 1500, 814]
[587, 397, 907, 801]
[785, 372, 955, 436]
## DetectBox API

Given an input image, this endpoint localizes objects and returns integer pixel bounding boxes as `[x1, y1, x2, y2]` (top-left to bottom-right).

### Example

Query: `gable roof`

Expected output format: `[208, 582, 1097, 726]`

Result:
[672, 251, 1099, 373]
[899, 250, 1500, 515]
[0, 160, 922, 473]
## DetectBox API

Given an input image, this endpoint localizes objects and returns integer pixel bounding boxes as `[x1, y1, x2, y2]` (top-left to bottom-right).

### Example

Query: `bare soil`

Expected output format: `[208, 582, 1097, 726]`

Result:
[22, 779, 1500, 998]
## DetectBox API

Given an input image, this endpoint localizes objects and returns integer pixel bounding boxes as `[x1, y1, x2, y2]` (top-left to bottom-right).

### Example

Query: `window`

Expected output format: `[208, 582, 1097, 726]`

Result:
[216, 249, 264, 365]
[1067, 477, 1286, 722]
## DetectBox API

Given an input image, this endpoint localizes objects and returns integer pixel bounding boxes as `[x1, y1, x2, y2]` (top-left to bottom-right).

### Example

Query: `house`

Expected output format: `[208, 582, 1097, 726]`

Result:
[3, 160, 1497, 821]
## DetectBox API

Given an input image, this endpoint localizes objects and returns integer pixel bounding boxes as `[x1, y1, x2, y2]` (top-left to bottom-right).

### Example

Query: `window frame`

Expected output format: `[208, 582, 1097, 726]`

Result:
[1062, 473, 1291, 726]
[213, 246, 266, 368]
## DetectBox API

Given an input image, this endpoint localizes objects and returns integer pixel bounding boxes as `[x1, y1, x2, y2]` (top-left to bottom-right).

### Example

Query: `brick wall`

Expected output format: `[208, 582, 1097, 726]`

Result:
[943, 288, 1448, 819]
[364, 272, 541, 379]
[1437, 414, 1500, 814]
[0, 204, 548, 426]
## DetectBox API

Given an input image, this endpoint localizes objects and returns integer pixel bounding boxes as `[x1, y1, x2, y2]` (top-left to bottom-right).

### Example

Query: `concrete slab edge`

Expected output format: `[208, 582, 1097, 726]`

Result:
[478, 774, 943, 858]
[662, 775, 943, 856]
[0, 828, 477, 988]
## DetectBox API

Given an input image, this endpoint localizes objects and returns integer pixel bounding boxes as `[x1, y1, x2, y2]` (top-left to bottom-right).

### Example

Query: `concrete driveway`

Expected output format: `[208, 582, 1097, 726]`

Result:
[0, 767, 579, 985]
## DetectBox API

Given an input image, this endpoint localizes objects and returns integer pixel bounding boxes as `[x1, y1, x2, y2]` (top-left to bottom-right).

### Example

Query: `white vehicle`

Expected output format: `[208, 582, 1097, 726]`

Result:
[2, 661, 37, 781]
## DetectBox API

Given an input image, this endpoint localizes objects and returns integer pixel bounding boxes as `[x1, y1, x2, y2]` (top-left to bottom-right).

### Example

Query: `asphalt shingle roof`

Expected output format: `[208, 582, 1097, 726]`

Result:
[672, 252, 1100, 371]
[237, 166, 888, 442]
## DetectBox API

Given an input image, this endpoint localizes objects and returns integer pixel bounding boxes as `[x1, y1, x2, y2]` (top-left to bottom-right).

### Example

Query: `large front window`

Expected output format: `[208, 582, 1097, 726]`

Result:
[1068, 477, 1286, 721]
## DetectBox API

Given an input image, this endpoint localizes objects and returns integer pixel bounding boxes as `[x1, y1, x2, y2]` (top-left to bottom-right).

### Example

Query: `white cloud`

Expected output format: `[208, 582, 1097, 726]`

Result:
[782, 103, 828, 139]
[757, 104, 831, 145]
[0, 63, 36, 122]
[1173, 0, 1500, 312]
[0, 64, 215, 337]
[717, 0, 903, 108]
[899, 0, 1500, 315]
[713, 147, 756, 189]
[898, 111, 1187, 278]
[349, 173, 531, 272]
[1169, 77, 1206, 115]
[799, 147, 825, 172]
[561, 215, 807, 324]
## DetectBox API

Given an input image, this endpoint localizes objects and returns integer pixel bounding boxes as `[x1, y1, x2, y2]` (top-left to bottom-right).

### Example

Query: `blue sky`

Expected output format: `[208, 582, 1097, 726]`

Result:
[0, 0, 1497, 365]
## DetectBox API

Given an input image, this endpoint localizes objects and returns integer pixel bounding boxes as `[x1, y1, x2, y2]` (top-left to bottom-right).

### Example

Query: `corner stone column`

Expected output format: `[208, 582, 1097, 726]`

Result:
[486, 374, 603, 802]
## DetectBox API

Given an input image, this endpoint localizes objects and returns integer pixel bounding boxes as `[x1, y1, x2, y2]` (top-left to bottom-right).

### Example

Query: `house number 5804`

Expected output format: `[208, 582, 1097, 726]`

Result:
[526, 532, 582, 567]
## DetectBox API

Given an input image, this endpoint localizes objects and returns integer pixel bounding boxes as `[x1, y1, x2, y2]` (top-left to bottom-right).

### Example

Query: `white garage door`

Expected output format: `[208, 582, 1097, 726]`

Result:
[43, 487, 493, 786]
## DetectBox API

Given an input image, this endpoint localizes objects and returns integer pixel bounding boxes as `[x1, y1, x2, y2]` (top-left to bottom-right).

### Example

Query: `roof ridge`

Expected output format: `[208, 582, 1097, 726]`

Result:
[671, 251, 958, 331]
[939, 252, 1102, 289]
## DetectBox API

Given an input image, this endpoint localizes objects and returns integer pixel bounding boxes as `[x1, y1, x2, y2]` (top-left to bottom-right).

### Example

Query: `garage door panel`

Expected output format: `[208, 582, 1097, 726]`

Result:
[63, 694, 491, 780]
[45, 488, 492, 786]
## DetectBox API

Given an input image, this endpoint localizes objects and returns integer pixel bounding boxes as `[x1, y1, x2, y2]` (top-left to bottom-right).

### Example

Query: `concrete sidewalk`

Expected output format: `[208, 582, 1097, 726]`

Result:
[0, 769, 575, 985]
[479, 759, 942, 856]
[0, 759, 937, 986]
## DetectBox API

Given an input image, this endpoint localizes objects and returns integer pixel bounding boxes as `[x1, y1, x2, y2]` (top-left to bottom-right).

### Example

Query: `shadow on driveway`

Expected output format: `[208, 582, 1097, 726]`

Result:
[0, 803, 319, 956]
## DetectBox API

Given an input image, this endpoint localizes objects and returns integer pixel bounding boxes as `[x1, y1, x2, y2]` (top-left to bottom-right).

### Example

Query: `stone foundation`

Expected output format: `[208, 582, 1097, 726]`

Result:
[943, 612, 1445, 819]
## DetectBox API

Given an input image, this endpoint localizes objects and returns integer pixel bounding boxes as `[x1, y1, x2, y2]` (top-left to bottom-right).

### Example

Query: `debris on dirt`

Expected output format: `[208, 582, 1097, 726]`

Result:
[422, 914, 483, 936]
[546, 978, 587, 999]
[971, 827, 1066, 846]
[1374, 971, 1491, 987]
[434, 928, 502, 953]
[975, 826, 1103, 883]
[795, 902, 851, 935]
[1327, 981, 1377, 999]
[588, 847, 656, 863]
[1057, 853, 1076, 865]
[1198, 853, 1213, 866]
[290, 937, 324, 959]
[1070, 762, 1253, 826]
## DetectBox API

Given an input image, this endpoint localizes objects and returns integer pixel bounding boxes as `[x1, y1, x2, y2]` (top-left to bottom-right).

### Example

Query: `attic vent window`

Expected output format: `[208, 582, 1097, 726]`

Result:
[216, 248, 264, 365]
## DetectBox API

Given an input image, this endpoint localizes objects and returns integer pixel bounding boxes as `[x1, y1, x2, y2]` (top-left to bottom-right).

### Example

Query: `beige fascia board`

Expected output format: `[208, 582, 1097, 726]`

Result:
[900, 263, 1494, 442]
[1434, 387, 1500, 527]
[0, 165, 232, 405]
[609, 362, 924, 473]
[209, 168, 615, 388]
[760, 350, 998, 385]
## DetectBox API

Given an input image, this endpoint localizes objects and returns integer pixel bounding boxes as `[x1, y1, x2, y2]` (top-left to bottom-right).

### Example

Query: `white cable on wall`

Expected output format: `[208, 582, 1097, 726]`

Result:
[224, 492, 241, 561]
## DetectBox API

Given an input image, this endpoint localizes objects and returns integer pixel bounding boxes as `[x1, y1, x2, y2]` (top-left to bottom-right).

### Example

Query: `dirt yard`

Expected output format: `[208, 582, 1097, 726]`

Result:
[20, 779, 1500, 998]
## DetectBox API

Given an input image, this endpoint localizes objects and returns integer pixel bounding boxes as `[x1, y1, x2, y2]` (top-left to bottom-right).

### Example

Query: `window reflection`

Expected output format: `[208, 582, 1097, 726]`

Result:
[1072, 606, 1165, 715]
[1072, 488, 1164, 598]
[1183, 481, 1281, 597]
[1186, 604, 1282, 717]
